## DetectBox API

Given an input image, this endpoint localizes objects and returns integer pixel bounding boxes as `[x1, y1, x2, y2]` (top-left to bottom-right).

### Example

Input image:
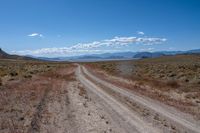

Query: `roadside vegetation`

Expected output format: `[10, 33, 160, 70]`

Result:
[0, 59, 74, 132]
[0, 59, 71, 87]
[85, 55, 200, 92]
[84, 54, 200, 118]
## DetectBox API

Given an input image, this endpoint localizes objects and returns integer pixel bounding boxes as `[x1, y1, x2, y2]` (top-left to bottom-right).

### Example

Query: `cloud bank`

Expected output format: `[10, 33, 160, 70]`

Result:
[13, 35, 167, 56]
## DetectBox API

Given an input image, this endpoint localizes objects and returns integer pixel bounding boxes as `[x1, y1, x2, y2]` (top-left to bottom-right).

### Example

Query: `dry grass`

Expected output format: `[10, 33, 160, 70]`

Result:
[0, 60, 75, 132]
[83, 55, 200, 118]
[0, 59, 73, 84]
[42, 68, 75, 81]
[0, 77, 2, 86]
[84, 55, 200, 93]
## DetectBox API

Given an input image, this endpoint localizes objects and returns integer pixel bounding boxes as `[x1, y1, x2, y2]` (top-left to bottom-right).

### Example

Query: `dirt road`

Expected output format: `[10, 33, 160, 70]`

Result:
[1, 64, 200, 133]
[77, 65, 200, 133]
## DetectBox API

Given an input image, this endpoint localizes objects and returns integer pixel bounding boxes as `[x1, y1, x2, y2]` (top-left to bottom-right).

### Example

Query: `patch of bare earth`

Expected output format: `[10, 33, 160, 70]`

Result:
[0, 64, 126, 133]
[66, 81, 127, 133]
[0, 65, 75, 133]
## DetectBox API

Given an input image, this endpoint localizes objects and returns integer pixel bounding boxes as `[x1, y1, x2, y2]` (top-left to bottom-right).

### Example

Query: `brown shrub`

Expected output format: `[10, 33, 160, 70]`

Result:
[166, 80, 180, 88]
[79, 86, 86, 96]
[24, 74, 32, 78]
[0, 78, 2, 86]
[10, 71, 18, 77]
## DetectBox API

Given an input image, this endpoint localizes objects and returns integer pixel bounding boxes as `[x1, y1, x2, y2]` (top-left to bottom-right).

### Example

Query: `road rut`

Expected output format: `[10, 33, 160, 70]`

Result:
[77, 65, 162, 133]
[78, 65, 200, 133]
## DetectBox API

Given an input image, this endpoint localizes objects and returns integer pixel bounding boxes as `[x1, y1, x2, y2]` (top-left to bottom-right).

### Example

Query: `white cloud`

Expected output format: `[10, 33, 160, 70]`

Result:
[70, 36, 166, 49]
[28, 33, 43, 37]
[137, 31, 145, 35]
[169, 47, 175, 50]
[139, 38, 167, 45]
[140, 48, 155, 52]
[14, 35, 167, 56]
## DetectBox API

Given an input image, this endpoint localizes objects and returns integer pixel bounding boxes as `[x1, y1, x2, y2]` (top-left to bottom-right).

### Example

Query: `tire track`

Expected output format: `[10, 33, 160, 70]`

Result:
[80, 65, 200, 133]
[28, 87, 51, 133]
[76, 65, 161, 133]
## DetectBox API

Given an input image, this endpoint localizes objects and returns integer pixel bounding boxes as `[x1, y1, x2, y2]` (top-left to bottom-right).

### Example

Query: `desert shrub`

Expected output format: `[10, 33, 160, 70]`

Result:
[28, 71, 35, 74]
[168, 73, 176, 77]
[185, 79, 189, 82]
[185, 93, 197, 99]
[78, 85, 87, 96]
[24, 74, 32, 78]
[166, 80, 180, 88]
[10, 71, 18, 76]
[0, 78, 2, 86]
[179, 76, 190, 82]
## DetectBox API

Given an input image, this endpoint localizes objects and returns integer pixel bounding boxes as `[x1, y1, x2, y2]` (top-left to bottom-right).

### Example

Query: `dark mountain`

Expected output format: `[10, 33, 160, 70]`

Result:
[95, 52, 136, 58]
[78, 56, 102, 59]
[105, 56, 124, 59]
[133, 52, 165, 58]
[0, 48, 10, 58]
[133, 49, 200, 59]
[187, 49, 200, 54]
[0, 48, 38, 60]
[36, 57, 63, 61]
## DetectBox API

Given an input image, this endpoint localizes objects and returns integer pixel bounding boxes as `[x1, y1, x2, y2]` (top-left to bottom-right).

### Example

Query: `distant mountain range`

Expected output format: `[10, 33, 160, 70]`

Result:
[1, 48, 200, 61]
[133, 52, 165, 58]
[37, 49, 200, 61]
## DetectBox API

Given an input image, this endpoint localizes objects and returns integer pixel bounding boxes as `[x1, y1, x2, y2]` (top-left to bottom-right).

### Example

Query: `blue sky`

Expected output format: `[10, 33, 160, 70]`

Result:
[0, 0, 200, 57]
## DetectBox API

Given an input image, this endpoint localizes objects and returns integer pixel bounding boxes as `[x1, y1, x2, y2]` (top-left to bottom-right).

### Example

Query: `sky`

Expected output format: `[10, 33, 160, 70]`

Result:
[0, 0, 200, 57]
